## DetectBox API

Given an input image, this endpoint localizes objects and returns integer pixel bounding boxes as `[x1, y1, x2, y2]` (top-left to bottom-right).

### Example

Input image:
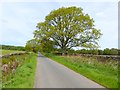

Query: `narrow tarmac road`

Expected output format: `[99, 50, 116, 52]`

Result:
[34, 54, 105, 88]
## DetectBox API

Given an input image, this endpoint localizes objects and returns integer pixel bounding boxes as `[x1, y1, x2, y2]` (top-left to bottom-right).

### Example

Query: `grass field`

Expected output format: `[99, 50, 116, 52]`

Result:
[2, 53, 37, 88]
[44, 53, 118, 89]
[0, 49, 25, 56]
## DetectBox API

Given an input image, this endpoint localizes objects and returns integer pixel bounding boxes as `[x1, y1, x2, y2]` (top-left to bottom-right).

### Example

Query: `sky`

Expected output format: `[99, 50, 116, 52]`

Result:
[0, 0, 119, 50]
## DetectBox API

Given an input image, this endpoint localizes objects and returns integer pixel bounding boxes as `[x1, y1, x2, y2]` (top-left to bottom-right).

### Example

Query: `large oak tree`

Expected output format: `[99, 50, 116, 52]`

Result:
[34, 6, 102, 54]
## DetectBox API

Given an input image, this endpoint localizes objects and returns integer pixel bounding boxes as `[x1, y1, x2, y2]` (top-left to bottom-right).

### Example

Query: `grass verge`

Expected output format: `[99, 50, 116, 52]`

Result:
[0, 49, 25, 55]
[3, 53, 37, 88]
[43, 53, 118, 89]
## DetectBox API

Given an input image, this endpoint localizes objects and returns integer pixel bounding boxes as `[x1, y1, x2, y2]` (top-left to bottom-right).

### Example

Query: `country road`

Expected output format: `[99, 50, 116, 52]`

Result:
[34, 54, 105, 88]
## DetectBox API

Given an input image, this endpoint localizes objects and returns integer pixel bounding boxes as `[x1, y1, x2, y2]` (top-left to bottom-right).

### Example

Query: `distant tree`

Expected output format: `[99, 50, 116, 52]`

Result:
[110, 48, 118, 55]
[98, 50, 103, 55]
[40, 39, 55, 53]
[91, 49, 98, 55]
[103, 48, 110, 55]
[1, 45, 25, 51]
[118, 49, 120, 55]
[25, 39, 39, 53]
[34, 6, 102, 55]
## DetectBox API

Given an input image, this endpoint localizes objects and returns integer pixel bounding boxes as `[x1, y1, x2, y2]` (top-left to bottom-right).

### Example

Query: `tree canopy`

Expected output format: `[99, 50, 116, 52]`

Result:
[30, 6, 102, 54]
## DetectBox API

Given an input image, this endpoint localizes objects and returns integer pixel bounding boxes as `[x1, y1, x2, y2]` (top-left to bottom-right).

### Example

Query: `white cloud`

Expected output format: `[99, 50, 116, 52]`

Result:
[96, 12, 106, 18]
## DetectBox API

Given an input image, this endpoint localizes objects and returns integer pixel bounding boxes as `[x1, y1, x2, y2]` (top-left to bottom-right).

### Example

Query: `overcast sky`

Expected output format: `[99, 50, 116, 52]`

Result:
[0, 0, 118, 49]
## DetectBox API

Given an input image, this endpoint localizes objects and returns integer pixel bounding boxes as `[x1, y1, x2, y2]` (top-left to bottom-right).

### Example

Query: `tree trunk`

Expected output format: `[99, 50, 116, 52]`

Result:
[62, 47, 66, 56]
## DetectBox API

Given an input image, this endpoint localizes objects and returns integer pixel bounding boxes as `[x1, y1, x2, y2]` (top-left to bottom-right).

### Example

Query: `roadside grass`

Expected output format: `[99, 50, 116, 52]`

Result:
[0, 65, 1, 89]
[0, 49, 25, 56]
[43, 53, 118, 89]
[2, 53, 37, 88]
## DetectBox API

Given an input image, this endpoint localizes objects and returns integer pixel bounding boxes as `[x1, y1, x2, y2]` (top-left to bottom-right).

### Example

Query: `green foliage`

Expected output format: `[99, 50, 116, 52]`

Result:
[75, 49, 98, 55]
[110, 48, 118, 55]
[33, 6, 102, 54]
[40, 39, 55, 53]
[65, 48, 119, 55]
[103, 48, 118, 55]
[103, 48, 110, 55]
[98, 50, 103, 55]
[1, 45, 25, 51]
[25, 39, 39, 53]
[25, 39, 55, 53]
[44, 53, 118, 88]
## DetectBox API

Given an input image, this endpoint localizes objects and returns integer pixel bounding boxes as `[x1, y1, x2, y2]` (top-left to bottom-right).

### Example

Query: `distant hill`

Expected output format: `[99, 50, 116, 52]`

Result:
[0, 45, 25, 51]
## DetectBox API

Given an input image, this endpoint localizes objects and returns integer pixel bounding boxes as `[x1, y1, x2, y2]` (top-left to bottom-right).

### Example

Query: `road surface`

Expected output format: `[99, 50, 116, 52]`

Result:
[34, 54, 105, 88]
